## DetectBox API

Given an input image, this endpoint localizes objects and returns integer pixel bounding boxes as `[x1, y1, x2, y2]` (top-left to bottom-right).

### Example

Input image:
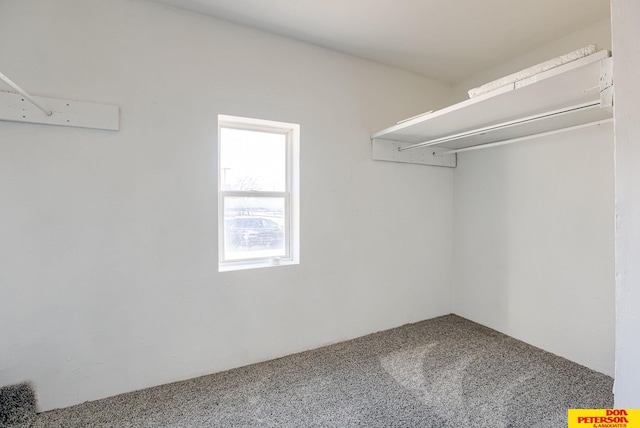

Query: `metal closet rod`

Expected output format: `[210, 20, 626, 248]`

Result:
[437, 118, 614, 156]
[0, 71, 52, 116]
[397, 100, 601, 153]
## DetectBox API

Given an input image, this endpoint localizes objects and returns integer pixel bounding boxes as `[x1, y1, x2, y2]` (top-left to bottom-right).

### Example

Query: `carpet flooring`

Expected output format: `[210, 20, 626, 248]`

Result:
[29, 315, 613, 427]
[0, 383, 36, 428]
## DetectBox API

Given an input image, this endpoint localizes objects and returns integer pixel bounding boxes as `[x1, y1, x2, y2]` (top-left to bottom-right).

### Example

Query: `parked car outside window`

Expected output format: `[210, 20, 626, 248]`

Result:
[226, 217, 284, 250]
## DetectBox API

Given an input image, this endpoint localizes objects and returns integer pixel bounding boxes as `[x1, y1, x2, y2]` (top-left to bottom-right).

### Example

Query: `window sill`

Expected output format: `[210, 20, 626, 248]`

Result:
[219, 258, 298, 272]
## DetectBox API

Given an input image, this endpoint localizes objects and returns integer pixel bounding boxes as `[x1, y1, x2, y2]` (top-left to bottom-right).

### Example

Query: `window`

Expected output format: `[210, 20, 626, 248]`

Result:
[218, 115, 299, 271]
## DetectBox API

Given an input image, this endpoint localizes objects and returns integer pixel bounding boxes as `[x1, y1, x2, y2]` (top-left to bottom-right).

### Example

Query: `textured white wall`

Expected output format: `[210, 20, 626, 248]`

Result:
[0, 0, 454, 411]
[450, 15, 615, 377]
[452, 126, 614, 376]
[612, 0, 640, 408]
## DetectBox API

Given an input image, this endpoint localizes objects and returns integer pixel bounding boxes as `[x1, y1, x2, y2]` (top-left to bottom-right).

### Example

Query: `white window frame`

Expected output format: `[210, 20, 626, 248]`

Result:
[218, 115, 300, 271]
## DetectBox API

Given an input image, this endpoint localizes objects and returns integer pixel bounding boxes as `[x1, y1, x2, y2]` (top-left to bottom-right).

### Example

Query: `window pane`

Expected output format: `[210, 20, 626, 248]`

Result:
[220, 128, 286, 192]
[223, 197, 286, 261]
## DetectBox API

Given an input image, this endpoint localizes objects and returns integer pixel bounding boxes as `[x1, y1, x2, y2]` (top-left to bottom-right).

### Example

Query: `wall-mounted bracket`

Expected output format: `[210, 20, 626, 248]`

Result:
[0, 91, 119, 131]
[372, 138, 457, 168]
[600, 56, 614, 113]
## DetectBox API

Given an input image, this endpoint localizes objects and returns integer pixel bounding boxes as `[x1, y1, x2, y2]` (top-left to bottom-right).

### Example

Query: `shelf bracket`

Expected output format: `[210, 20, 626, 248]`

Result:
[0, 72, 52, 116]
[0, 71, 119, 131]
[372, 138, 457, 168]
[600, 57, 613, 112]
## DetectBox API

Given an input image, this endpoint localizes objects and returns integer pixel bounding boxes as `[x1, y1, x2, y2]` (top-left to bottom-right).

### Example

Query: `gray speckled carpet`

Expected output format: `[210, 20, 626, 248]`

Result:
[31, 315, 613, 427]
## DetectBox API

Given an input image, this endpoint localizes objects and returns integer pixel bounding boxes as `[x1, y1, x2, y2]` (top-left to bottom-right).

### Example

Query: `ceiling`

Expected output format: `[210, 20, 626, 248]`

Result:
[152, 0, 610, 83]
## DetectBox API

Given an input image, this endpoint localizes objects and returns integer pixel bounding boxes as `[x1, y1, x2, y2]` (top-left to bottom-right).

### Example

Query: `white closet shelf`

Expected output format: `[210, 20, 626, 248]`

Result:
[371, 50, 613, 168]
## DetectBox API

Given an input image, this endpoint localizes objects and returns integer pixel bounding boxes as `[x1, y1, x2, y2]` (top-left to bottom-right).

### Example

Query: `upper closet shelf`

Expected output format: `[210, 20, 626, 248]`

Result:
[371, 50, 613, 168]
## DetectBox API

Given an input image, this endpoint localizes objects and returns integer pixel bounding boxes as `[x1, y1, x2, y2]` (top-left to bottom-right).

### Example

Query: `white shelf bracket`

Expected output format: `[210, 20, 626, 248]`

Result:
[600, 57, 614, 112]
[0, 72, 52, 116]
[0, 71, 119, 131]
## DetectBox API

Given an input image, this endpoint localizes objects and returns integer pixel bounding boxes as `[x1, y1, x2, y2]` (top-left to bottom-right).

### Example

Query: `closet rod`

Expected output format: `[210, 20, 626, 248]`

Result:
[436, 118, 613, 156]
[0, 71, 52, 116]
[397, 100, 600, 152]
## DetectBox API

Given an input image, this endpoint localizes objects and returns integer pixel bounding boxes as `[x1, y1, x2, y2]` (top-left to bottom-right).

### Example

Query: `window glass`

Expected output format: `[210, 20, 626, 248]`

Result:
[220, 128, 286, 192]
[223, 196, 286, 261]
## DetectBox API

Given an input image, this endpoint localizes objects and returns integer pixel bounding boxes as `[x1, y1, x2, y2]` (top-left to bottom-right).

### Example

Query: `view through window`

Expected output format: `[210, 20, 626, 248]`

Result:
[218, 116, 299, 270]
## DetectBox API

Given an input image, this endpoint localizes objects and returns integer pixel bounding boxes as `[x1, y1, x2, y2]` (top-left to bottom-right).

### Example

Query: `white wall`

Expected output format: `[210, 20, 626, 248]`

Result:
[452, 127, 614, 375]
[612, 0, 640, 408]
[0, 0, 454, 411]
[451, 24, 615, 376]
